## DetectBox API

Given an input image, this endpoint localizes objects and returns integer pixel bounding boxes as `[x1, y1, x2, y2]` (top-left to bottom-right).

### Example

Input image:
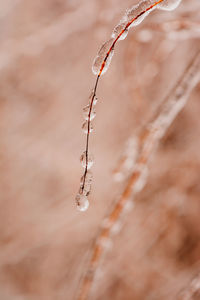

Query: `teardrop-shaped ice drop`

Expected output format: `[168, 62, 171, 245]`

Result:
[126, 0, 156, 28]
[82, 121, 93, 134]
[157, 0, 182, 11]
[76, 193, 89, 212]
[80, 151, 94, 169]
[98, 38, 115, 57]
[92, 38, 115, 75]
[83, 104, 96, 120]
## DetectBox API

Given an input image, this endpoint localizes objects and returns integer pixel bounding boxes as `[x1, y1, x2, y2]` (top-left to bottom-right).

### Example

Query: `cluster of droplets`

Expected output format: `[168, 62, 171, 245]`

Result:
[76, 92, 98, 211]
[76, 0, 183, 212]
[92, 0, 182, 76]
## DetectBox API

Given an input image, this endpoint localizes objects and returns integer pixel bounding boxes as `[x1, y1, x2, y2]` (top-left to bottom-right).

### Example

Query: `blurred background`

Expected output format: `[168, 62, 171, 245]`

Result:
[0, 0, 200, 299]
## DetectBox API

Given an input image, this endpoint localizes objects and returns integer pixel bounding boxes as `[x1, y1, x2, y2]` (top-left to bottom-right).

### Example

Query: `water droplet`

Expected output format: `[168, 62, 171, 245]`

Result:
[80, 151, 94, 169]
[76, 193, 89, 212]
[83, 104, 96, 120]
[92, 38, 115, 75]
[82, 121, 93, 134]
[112, 22, 129, 40]
[157, 0, 182, 11]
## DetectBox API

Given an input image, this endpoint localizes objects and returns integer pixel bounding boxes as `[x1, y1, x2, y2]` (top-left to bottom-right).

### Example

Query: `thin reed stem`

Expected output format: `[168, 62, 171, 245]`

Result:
[79, 0, 164, 200]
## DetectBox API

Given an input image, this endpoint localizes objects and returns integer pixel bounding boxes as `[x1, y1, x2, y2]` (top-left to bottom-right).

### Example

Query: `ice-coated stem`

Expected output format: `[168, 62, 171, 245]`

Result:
[77, 0, 180, 211]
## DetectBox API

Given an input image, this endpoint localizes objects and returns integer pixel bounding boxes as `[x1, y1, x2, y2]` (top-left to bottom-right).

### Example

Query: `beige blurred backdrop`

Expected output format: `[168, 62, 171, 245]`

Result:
[0, 1, 200, 299]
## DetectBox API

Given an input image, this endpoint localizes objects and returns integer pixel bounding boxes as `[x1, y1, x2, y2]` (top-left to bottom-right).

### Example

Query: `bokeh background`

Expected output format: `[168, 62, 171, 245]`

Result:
[0, 0, 200, 299]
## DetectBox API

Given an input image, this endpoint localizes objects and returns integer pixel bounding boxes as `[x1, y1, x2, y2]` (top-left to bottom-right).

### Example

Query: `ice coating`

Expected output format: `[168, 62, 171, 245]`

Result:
[80, 171, 93, 196]
[112, 22, 129, 40]
[80, 151, 94, 169]
[76, 194, 89, 212]
[83, 104, 96, 120]
[92, 38, 115, 75]
[157, 0, 182, 11]
[82, 121, 93, 134]
[78, 0, 183, 212]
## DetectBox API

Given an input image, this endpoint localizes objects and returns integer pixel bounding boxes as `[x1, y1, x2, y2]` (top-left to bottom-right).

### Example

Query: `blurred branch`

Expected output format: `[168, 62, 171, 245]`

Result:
[76, 49, 200, 300]
[178, 272, 200, 299]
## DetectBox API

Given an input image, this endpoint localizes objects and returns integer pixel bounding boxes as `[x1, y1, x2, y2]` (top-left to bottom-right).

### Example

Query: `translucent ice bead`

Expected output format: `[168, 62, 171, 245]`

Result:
[82, 121, 93, 134]
[89, 91, 98, 105]
[126, 0, 156, 27]
[83, 104, 96, 120]
[76, 193, 89, 212]
[157, 0, 182, 11]
[93, 96, 98, 105]
[80, 151, 94, 169]
[92, 38, 115, 75]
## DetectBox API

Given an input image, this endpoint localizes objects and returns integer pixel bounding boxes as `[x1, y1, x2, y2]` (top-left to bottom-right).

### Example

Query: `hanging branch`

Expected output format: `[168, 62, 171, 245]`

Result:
[76, 0, 183, 211]
[76, 50, 200, 300]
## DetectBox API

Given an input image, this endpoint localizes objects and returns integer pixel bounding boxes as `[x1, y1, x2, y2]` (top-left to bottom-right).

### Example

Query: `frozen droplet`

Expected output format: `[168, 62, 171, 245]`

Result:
[98, 38, 114, 56]
[93, 96, 98, 105]
[82, 121, 93, 134]
[76, 193, 89, 212]
[123, 200, 134, 212]
[157, 0, 182, 11]
[111, 221, 122, 234]
[81, 171, 93, 185]
[92, 38, 115, 75]
[92, 49, 114, 75]
[89, 91, 98, 105]
[80, 151, 94, 169]
[99, 237, 113, 249]
[83, 104, 96, 120]
[80, 171, 93, 195]
[112, 22, 129, 40]
[133, 164, 148, 193]
[126, 0, 156, 27]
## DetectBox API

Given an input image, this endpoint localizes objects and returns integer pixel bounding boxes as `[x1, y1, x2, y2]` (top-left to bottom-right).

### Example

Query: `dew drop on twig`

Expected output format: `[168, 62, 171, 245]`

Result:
[76, 193, 89, 212]
[80, 151, 94, 169]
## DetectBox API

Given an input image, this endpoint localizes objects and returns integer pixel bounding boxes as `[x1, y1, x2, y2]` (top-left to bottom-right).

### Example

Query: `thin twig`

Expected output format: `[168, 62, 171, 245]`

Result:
[79, 0, 165, 205]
